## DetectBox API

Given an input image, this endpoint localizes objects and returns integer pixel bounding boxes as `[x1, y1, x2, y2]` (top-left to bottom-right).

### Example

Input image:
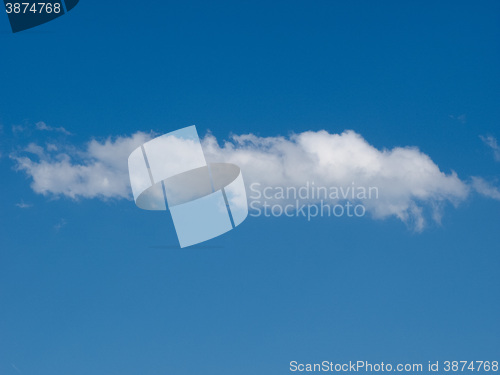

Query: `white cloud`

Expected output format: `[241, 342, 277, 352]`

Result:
[12, 132, 153, 200]
[12, 124, 26, 133]
[46, 143, 58, 151]
[24, 143, 45, 158]
[35, 121, 72, 135]
[54, 218, 67, 231]
[202, 130, 469, 230]
[15, 200, 33, 209]
[449, 114, 467, 124]
[480, 135, 500, 162]
[11, 129, 472, 230]
[471, 177, 500, 201]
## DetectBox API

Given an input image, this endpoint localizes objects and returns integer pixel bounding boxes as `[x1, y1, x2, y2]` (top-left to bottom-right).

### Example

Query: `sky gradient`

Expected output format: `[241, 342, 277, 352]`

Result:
[1, 1, 499, 374]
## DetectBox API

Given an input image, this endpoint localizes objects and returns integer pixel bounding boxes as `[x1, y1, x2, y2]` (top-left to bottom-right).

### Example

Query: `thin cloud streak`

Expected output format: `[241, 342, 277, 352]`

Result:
[35, 121, 72, 135]
[480, 135, 500, 162]
[15, 200, 33, 209]
[471, 177, 500, 201]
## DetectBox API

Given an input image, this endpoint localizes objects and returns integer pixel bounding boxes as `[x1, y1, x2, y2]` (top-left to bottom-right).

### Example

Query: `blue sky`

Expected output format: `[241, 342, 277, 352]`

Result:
[1, 1, 499, 374]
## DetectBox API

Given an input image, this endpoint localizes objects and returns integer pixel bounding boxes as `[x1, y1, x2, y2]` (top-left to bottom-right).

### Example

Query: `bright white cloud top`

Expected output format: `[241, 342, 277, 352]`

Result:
[12, 129, 478, 230]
